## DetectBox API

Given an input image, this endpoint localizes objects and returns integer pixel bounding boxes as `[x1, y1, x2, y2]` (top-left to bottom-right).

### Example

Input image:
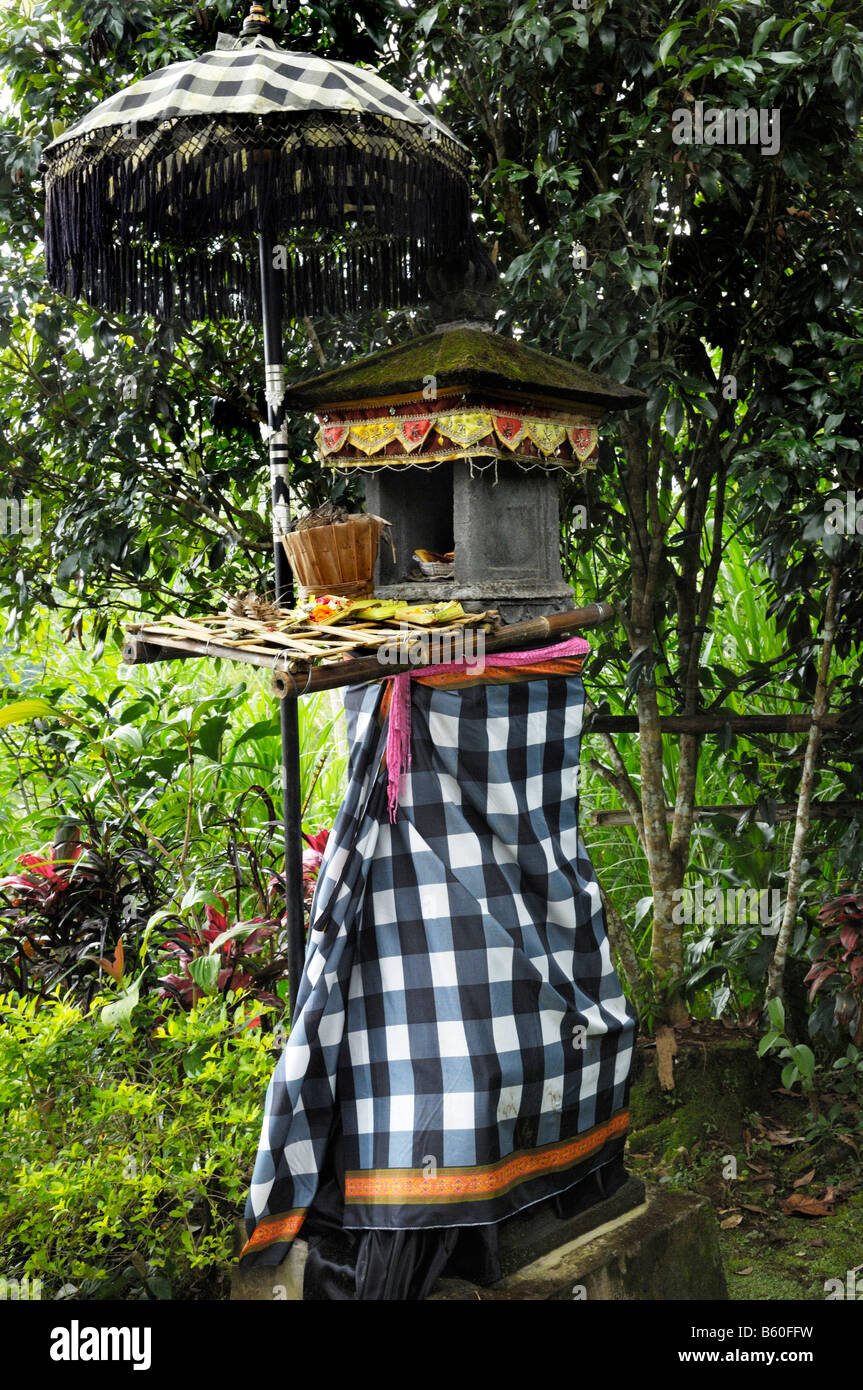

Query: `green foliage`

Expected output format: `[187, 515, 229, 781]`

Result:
[0, 2, 861, 1283]
[4, 0, 862, 1001]
[0, 0, 394, 631]
[757, 995, 863, 1156]
[0, 616, 347, 1001]
[447, 8, 859, 1001]
[0, 986, 278, 1299]
[758, 995, 817, 1092]
[582, 530, 852, 1024]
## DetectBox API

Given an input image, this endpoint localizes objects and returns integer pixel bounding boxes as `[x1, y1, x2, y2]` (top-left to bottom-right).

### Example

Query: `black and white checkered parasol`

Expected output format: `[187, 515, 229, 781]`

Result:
[43, 29, 480, 321]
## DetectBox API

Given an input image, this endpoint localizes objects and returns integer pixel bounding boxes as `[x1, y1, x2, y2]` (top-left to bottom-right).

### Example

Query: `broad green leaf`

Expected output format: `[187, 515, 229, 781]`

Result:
[664, 396, 684, 440]
[106, 723, 144, 753]
[180, 884, 225, 914]
[99, 973, 144, 1033]
[0, 698, 61, 728]
[229, 716, 281, 752]
[767, 996, 786, 1032]
[763, 50, 803, 65]
[791, 1044, 815, 1081]
[209, 922, 265, 953]
[657, 23, 683, 65]
[832, 47, 851, 87]
[188, 955, 221, 996]
[196, 715, 228, 762]
[753, 18, 777, 56]
[139, 908, 179, 963]
[417, 5, 440, 36]
[757, 1030, 780, 1056]
[634, 895, 654, 928]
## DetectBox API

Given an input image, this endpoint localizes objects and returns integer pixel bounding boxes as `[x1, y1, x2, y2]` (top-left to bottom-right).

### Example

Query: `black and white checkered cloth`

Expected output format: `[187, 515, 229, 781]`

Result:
[241, 671, 636, 1267]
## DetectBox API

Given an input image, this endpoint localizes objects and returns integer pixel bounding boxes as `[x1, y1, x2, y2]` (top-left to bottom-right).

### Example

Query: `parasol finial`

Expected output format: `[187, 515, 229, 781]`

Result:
[242, 3, 274, 36]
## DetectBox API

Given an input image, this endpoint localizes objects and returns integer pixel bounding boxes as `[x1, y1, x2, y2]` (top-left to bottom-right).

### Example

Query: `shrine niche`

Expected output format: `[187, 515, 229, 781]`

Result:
[283, 325, 644, 622]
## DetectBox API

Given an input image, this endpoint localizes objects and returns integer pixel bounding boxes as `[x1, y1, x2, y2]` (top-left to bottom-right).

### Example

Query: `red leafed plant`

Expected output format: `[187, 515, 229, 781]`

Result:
[0, 842, 82, 904]
[158, 899, 282, 1010]
[805, 888, 863, 1045]
[302, 828, 329, 904]
[264, 828, 330, 926]
[0, 820, 160, 1001]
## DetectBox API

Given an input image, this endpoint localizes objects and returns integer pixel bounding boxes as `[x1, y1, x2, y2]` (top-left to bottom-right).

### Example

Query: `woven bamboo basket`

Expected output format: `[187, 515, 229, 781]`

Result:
[281, 514, 386, 600]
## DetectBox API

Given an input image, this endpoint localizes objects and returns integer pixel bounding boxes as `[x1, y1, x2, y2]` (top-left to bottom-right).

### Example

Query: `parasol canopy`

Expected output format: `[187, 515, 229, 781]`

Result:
[42, 26, 480, 322]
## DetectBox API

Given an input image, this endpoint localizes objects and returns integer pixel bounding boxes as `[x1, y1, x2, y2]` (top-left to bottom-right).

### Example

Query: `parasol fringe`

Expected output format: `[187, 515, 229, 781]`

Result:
[44, 114, 487, 321]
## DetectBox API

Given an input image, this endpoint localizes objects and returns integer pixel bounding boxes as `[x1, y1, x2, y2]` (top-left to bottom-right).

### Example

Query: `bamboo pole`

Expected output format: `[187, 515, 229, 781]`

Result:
[587, 713, 843, 735]
[123, 616, 848, 735]
[592, 799, 860, 827]
[123, 602, 616, 689]
[123, 627, 848, 743]
[122, 632, 281, 670]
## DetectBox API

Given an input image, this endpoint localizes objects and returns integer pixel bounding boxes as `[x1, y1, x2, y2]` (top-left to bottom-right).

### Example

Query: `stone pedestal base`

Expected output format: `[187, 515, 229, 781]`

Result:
[230, 1240, 308, 1301]
[373, 580, 576, 624]
[429, 1186, 728, 1301]
[230, 1184, 726, 1301]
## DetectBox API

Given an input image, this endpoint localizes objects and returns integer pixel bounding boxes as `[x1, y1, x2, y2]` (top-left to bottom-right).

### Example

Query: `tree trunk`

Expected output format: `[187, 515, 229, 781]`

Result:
[596, 873, 641, 994]
[766, 567, 842, 1004]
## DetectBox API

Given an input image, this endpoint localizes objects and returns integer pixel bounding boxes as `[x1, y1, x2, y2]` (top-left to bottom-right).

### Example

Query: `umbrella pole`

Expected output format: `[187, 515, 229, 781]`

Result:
[258, 229, 305, 1020]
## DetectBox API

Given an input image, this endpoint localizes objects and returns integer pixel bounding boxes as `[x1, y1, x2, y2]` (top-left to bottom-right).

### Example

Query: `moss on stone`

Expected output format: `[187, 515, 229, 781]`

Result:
[721, 1191, 863, 1301]
[282, 327, 647, 411]
[629, 1038, 772, 1164]
[628, 1038, 863, 1302]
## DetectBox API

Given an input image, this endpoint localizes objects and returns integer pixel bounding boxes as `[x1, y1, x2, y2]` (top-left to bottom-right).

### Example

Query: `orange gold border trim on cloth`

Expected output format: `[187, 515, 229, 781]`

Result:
[345, 1110, 629, 1207]
[239, 1206, 307, 1257]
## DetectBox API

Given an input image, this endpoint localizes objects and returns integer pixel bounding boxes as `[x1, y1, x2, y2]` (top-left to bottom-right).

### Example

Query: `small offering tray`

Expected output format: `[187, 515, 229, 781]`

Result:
[126, 593, 500, 673]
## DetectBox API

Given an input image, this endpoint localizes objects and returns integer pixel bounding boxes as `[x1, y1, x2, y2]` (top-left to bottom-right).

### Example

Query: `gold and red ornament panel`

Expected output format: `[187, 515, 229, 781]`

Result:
[315, 398, 600, 472]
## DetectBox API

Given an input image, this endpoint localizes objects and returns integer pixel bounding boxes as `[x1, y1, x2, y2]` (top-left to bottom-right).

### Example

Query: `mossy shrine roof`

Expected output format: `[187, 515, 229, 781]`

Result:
[281, 327, 647, 413]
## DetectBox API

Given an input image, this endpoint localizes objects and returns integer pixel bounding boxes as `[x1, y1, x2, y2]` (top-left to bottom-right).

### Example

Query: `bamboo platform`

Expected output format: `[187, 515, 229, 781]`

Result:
[123, 602, 617, 697]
